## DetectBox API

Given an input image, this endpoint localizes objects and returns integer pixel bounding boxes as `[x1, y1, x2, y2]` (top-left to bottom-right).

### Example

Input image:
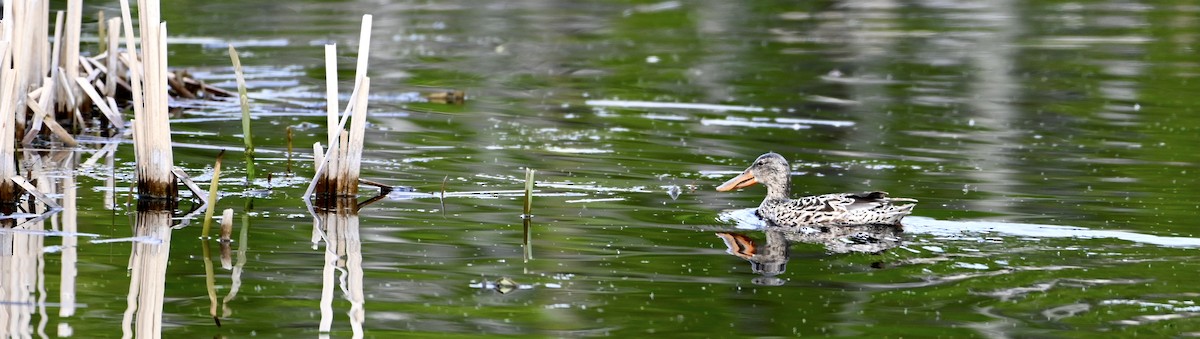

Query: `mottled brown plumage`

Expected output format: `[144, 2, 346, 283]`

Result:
[716, 153, 917, 227]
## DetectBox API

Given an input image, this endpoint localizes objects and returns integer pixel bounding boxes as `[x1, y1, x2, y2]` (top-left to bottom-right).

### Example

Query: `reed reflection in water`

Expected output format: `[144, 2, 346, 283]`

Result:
[1, 151, 78, 338]
[0, 209, 46, 338]
[121, 207, 173, 339]
[312, 198, 365, 338]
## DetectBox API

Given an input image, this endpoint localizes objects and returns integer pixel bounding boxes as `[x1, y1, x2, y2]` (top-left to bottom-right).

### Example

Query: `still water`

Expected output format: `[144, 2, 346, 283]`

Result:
[4, 0, 1200, 337]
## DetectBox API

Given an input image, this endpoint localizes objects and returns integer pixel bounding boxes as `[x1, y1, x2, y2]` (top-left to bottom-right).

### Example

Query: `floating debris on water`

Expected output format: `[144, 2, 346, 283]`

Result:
[496, 277, 518, 294]
[425, 90, 465, 104]
[666, 185, 682, 200]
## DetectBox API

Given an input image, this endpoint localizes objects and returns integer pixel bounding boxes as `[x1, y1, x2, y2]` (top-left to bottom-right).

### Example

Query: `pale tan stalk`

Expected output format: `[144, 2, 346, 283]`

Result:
[325, 44, 338, 146]
[0, 52, 18, 202]
[345, 77, 370, 196]
[63, 0, 82, 112]
[105, 17, 121, 97]
[75, 77, 123, 127]
[119, 0, 145, 167]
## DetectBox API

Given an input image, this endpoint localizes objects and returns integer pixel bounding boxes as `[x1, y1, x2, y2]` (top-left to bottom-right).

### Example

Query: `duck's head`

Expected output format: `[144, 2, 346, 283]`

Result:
[715, 152, 791, 198]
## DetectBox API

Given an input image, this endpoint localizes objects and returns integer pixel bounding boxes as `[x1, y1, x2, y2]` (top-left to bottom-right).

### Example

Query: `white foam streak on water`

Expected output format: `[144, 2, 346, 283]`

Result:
[700, 118, 812, 130]
[564, 198, 626, 203]
[903, 216, 1200, 248]
[775, 117, 856, 127]
[641, 113, 690, 121]
[585, 100, 765, 112]
[717, 210, 1200, 248]
[545, 147, 612, 154]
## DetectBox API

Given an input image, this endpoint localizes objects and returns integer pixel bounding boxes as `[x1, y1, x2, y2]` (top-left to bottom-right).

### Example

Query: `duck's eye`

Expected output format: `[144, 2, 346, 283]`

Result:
[755, 161, 764, 166]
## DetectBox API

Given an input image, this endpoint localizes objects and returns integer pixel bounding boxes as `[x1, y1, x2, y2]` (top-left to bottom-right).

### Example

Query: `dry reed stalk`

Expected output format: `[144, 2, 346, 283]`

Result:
[344, 76, 370, 196]
[24, 95, 77, 146]
[313, 143, 324, 166]
[123, 0, 176, 199]
[54, 68, 84, 129]
[171, 167, 208, 204]
[22, 11, 65, 146]
[46, 10, 64, 117]
[37, 2, 50, 83]
[0, 43, 19, 204]
[118, 0, 146, 168]
[305, 43, 340, 199]
[75, 77, 124, 127]
[105, 18, 121, 97]
[325, 44, 339, 147]
[97, 11, 107, 54]
[62, 0, 82, 114]
[349, 15, 373, 114]
[7, 1, 46, 136]
[336, 132, 348, 191]
[305, 15, 373, 200]
[219, 208, 234, 242]
[219, 208, 234, 270]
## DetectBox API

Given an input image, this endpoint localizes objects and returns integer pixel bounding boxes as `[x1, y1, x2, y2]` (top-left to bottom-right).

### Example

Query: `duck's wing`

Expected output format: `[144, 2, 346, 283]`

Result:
[768, 192, 917, 226]
[843, 192, 917, 210]
[761, 194, 855, 226]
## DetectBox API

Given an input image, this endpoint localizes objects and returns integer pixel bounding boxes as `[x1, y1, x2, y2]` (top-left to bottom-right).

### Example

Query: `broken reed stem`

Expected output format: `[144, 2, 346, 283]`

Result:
[122, 0, 176, 199]
[324, 44, 339, 147]
[0, 41, 20, 204]
[228, 45, 256, 186]
[201, 151, 226, 238]
[343, 77, 370, 196]
[219, 208, 234, 242]
[105, 17, 121, 98]
[305, 15, 373, 200]
[522, 168, 534, 262]
[64, 0, 82, 113]
[97, 11, 107, 54]
[219, 208, 234, 269]
[523, 168, 535, 217]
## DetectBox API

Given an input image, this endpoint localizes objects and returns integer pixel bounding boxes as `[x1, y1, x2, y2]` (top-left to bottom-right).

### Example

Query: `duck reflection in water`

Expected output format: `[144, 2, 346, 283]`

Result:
[716, 224, 903, 286]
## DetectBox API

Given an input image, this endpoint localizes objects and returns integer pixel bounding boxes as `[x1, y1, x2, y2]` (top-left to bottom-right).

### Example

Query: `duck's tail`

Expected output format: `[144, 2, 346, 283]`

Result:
[850, 192, 917, 225]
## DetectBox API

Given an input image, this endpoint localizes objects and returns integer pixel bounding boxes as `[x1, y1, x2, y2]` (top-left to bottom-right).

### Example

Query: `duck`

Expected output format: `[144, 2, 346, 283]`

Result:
[716, 152, 917, 227]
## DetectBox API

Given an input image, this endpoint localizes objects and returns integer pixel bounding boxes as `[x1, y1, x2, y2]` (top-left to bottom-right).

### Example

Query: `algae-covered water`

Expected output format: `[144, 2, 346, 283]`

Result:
[5, 0, 1200, 337]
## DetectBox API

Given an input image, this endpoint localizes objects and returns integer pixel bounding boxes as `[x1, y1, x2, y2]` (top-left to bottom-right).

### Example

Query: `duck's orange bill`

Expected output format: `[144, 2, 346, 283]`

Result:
[715, 171, 757, 191]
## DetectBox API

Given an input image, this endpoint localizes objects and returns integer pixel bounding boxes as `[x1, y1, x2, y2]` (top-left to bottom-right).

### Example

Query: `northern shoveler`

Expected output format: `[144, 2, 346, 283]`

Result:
[716, 152, 917, 226]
